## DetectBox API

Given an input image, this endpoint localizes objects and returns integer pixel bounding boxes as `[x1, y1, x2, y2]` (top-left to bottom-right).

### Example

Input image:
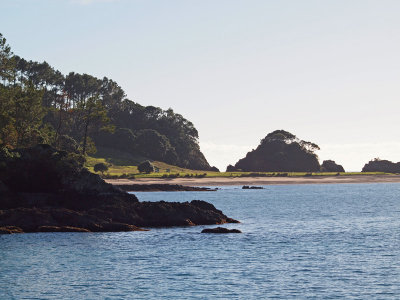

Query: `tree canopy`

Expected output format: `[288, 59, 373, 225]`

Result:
[0, 33, 211, 170]
[232, 130, 321, 172]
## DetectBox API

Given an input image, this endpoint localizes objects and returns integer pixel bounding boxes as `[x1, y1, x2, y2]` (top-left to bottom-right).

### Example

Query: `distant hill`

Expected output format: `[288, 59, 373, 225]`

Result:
[228, 130, 321, 172]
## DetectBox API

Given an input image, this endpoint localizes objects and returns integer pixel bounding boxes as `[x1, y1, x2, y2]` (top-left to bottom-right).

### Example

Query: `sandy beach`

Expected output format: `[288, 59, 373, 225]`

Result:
[106, 175, 400, 187]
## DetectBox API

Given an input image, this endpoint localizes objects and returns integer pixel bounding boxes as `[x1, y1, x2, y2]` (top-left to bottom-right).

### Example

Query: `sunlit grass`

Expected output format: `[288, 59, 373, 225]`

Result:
[85, 156, 394, 179]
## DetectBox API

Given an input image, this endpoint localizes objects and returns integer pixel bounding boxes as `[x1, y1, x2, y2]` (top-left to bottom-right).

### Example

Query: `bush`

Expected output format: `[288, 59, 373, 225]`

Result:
[94, 163, 108, 174]
[56, 135, 80, 153]
[226, 165, 237, 172]
[195, 173, 207, 178]
[138, 160, 154, 173]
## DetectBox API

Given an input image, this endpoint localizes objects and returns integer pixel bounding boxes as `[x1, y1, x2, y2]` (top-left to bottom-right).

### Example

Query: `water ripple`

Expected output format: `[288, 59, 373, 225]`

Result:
[1, 183, 400, 299]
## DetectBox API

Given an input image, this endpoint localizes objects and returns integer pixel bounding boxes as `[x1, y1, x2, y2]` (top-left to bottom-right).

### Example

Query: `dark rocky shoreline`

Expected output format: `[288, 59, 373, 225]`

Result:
[0, 145, 238, 234]
[115, 184, 217, 192]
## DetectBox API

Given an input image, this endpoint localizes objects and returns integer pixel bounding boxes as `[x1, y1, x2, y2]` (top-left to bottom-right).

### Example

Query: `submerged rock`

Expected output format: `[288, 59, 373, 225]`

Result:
[242, 186, 264, 189]
[201, 227, 242, 233]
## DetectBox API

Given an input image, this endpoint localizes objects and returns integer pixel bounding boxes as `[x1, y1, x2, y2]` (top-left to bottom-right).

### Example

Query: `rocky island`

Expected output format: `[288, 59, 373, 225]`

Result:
[228, 130, 321, 172]
[0, 145, 238, 234]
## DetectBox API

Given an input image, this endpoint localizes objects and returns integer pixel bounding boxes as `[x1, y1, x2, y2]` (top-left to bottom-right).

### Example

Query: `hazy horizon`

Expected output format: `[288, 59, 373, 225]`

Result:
[2, 0, 400, 171]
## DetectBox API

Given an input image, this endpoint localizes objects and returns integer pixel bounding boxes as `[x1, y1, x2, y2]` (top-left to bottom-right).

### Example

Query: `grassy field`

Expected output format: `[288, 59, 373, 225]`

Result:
[86, 156, 200, 178]
[85, 156, 391, 179]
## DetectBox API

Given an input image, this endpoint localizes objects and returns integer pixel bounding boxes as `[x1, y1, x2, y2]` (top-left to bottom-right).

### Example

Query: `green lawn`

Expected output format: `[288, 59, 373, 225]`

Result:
[85, 156, 392, 179]
[86, 156, 201, 178]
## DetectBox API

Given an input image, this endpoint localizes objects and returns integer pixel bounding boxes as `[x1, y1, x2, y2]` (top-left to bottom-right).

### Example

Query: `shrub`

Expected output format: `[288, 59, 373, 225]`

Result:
[195, 173, 207, 178]
[138, 160, 154, 173]
[94, 163, 108, 174]
[226, 165, 237, 172]
[167, 173, 179, 178]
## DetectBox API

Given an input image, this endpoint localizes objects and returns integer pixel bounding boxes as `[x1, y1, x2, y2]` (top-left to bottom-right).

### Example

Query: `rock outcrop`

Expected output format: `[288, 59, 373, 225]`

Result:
[114, 184, 216, 192]
[201, 227, 242, 233]
[0, 145, 238, 234]
[242, 186, 264, 189]
[320, 160, 345, 172]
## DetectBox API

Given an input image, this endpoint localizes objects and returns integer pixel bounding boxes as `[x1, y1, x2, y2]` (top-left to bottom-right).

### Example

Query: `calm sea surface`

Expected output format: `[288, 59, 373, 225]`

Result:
[1, 183, 400, 299]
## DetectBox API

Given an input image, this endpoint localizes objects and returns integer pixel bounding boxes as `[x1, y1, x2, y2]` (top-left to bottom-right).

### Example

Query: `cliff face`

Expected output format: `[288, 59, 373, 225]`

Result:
[231, 130, 321, 172]
[362, 159, 400, 173]
[0, 145, 237, 234]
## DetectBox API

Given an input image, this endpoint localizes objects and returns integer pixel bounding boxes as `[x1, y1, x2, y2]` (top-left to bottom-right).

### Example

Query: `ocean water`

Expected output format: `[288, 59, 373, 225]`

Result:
[1, 183, 400, 299]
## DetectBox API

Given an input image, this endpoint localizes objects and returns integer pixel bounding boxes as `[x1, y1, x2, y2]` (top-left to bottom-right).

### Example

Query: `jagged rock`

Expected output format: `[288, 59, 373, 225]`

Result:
[201, 227, 242, 233]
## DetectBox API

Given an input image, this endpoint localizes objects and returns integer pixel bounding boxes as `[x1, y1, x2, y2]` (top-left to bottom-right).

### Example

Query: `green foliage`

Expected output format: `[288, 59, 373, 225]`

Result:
[134, 129, 177, 164]
[80, 136, 97, 155]
[93, 128, 136, 154]
[138, 160, 155, 173]
[234, 130, 321, 172]
[56, 135, 80, 153]
[0, 32, 211, 170]
[94, 162, 108, 174]
[0, 33, 14, 81]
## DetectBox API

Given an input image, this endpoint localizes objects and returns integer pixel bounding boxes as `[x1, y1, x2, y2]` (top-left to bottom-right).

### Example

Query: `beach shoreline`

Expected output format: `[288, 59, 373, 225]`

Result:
[106, 174, 400, 187]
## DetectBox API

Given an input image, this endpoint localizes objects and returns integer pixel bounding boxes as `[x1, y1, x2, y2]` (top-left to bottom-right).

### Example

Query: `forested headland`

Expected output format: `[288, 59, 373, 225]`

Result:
[0, 33, 211, 171]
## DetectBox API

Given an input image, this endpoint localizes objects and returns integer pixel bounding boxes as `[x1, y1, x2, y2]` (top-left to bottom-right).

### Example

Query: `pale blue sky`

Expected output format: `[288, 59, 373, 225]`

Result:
[2, 0, 400, 170]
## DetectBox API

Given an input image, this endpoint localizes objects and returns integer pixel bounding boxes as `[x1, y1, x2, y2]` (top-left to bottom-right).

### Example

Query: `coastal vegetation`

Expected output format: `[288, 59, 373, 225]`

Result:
[0, 33, 237, 234]
[0, 33, 212, 171]
[229, 130, 322, 172]
[0, 32, 398, 184]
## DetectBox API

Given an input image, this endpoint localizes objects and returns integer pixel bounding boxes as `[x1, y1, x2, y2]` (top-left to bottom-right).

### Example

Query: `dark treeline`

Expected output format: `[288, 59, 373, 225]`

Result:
[0, 33, 211, 170]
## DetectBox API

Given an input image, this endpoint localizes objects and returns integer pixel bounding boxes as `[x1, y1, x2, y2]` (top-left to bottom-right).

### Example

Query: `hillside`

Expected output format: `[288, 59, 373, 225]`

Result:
[0, 33, 212, 170]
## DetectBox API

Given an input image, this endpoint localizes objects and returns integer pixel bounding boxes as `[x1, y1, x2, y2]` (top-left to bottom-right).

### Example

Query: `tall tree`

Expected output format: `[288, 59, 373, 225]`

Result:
[79, 95, 112, 155]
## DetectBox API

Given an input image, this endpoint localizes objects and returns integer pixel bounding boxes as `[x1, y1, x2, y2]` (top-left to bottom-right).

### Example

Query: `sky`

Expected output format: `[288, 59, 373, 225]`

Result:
[1, 0, 400, 171]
